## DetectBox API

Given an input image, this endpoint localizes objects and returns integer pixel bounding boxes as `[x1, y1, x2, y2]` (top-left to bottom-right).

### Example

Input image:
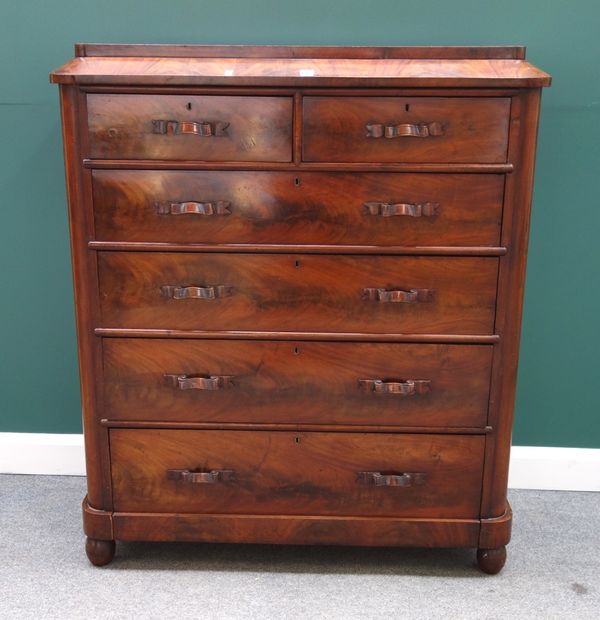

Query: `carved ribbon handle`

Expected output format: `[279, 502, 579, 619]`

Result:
[357, 472, 427, 487]
[152, 119, 229, 137]
[156, 201, 232, 216]
[166, 469, 235, 483]
[164, 374, 234, 390]
[362, 288, 435, 303]
[358, 379, 430, 395]
[366, 122, 444, 138]
[363, 202, 438, 218]
[160, 285, 233, 300]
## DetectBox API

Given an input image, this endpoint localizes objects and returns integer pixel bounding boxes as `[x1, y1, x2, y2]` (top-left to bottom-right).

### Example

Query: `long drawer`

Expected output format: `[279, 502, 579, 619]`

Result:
[110, 429, 485, 517]
[92, 171, 504, 246]
[87, 94, 293, 161]
[303, 97, 510, 163]
[97, 253, 498, 334]
[103, 339, 492, 427]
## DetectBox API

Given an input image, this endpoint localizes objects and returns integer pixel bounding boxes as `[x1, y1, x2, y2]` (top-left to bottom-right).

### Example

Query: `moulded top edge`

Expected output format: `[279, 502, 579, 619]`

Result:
[49, 55, 552, 87]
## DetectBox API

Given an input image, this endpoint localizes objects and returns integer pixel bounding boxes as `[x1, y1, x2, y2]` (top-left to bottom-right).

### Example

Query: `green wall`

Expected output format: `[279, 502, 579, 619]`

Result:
[1, 1, 598, 446]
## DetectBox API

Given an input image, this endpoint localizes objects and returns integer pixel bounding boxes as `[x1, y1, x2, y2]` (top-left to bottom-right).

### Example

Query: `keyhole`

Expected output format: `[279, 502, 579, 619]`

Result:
[186, 102, 192, 110]
[294, 259, 300, 268]
[405, 104, 410, 112]
[293, 346, 300, 355]
[294, 437, 301, 444]
[294, 177, 301, 187]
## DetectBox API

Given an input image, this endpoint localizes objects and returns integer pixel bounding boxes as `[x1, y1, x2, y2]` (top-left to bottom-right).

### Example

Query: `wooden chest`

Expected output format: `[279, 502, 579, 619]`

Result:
[50, 44, 550, 573]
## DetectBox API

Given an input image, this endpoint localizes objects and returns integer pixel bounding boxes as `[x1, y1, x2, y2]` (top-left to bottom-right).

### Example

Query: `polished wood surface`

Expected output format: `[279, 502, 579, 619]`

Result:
[92, 171, 503, 246]
[90, 243, 507, 256]
[96, 329, 501, 344]
[85, 538, 115, 567]
[112, 510, 482, 547]
[303, 97, 510, 163]
[83, 493, 483, 548]
[97, 253, 498, 333]
[86, 159, 514, 173]
[88, 94, 293, 161]
[50, 49, 551, 88]
[52, 44, 550, 571]
[75, 44, 528, 59]
[477, 546, 507, 575]
[482, 89, 543, 517]
[110, 429, 484, 517]
[103, 339, 492, 427]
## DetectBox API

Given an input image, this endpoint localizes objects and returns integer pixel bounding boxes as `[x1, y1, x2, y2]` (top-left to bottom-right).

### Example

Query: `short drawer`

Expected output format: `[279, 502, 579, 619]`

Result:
[303, 97, 510, 163]
[87, 94, 293, 161]
[92, 170, 503, 246]
[97, 253, 498, 334]
[103, 339, 492, 428]
[110, 429, 485, 517]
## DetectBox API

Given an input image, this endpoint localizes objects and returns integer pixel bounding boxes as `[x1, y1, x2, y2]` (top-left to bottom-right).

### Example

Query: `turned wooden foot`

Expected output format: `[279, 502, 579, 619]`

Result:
[477, 546, 507, 574]
[85, 537, 115, 566]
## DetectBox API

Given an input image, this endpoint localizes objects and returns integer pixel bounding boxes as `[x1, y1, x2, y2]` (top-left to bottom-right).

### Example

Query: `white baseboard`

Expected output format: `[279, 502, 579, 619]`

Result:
[0, 433, 85, 476]
[0, 433, 599, 492]
[508, 446, 600, 492]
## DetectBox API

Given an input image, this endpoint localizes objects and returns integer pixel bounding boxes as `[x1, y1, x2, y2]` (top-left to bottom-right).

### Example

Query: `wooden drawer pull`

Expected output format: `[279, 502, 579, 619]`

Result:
[164, 373, 234, 390]
[366, 122, 444, 139]
[160, 285, 233, 300]
[363, 201, 439, 218]
[362, 287, 435, 303]
[357, 471, 427, 487]
[156, 201, 231, 216]
[358, 379, 431, 395]
[166, 468, 235, 484]
[152, 119, 229, 137]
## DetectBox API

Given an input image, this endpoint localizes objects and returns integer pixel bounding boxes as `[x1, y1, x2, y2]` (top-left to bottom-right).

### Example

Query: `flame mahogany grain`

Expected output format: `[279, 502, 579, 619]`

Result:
[303, 97, 510, 163]
[97, 253, 498, 334]
[51, 44, 550, 571]
[102, 339, 492, 428]
[92, 171, 503, 247]
[110, 429, 485, 518]
[87, 94, 293, 161]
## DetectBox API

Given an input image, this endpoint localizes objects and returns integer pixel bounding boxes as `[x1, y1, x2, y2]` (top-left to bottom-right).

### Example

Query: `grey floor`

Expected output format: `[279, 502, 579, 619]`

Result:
[0, 475, 598, 619]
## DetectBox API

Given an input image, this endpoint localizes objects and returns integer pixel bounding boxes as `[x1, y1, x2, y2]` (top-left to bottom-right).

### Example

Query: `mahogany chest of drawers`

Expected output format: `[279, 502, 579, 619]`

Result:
[50, 44, 550, 573]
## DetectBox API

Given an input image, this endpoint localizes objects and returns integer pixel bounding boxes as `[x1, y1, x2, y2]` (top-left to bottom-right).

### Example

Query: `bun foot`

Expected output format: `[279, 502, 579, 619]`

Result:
[85, 537, 115, 566]
[477, 546, 507, 574]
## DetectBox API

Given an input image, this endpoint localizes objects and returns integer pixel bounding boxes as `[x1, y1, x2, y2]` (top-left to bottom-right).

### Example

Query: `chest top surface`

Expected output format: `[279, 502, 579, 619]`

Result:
[50, 44, 551, 88]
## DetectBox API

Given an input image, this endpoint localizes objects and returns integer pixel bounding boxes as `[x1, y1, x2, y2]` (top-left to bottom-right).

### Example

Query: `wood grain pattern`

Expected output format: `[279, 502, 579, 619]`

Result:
[50, 56, 551, 88]
[112, 512, 481, 547]
[102, 339, 492, 427]
[51, 44, 550, 570]
[97, 253, 498, 334]
[92, 171, 503, 246]
[303, 97, 510, 163]
[482, 89, 544, 518]
[58, 86, 115, 510]
[110, 429, 485, 517]
[87, 94, 293, 161]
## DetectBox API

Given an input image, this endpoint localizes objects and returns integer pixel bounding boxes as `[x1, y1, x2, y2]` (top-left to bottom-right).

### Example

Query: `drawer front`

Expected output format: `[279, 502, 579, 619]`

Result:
[110, 429, 485, 517]
[93, 170, 503, 246]
[98, 253, 498, 334]
[303, 97, 510, 163]
[87, 95, 293, 161]
[103, 339, 492, 427]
